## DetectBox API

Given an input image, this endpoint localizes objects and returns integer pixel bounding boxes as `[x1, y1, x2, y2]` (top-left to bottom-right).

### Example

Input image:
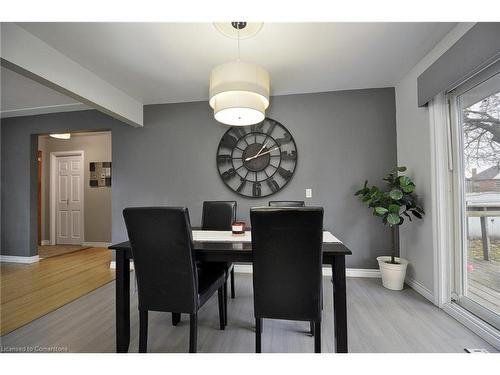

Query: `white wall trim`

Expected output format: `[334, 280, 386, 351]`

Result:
[82, 242, 112, 248]
[109, 261, 135, 270]
[40, 240, 50, 246]
[429, 93, 454, 307]
[405, 277, 435, 303]
[233, 265, 382, 278]
[49, 150, 85, 246]
[0, 103, 90, 119]
[0, 255, 40, 263]
[111, 262, 382, 278]
[443, 303, 500, 350]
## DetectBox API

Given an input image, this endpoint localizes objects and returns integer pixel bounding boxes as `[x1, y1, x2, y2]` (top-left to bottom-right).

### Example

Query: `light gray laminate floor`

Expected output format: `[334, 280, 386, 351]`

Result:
[1, 274, 497, 353]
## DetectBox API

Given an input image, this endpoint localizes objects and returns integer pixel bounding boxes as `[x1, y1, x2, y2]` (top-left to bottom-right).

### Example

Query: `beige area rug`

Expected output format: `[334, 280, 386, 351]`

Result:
[38, 245, 90, 258]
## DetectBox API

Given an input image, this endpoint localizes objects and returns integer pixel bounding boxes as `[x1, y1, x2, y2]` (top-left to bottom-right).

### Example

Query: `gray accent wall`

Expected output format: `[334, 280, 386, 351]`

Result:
[1, 88, 397, 268]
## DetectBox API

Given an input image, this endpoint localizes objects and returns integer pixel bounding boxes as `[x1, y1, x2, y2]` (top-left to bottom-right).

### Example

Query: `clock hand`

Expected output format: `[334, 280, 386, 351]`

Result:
[255, 141, 268, 157]
[245, 146, 281, 161]
[244, 141, 268, 162]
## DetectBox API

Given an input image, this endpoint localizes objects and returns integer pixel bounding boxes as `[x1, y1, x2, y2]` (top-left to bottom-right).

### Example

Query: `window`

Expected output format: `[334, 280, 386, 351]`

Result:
[449, 66, 500, 330]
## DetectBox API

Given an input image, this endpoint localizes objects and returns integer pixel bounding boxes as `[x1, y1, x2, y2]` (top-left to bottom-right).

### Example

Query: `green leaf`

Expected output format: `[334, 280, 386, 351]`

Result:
[411, 210, 423, 219]
[415, 206, 425, 215]
[389, 189, 403, 200]
[402, 211, 412, 222]
[387, 213, 400, 225]
[388, 204, 400, 214]
[355, 188, 368, 196]
[396, 166, 407, 172]
[401, 184, 414, 193]
[375, 207, 388, 216]
[399, 176, 411, 186]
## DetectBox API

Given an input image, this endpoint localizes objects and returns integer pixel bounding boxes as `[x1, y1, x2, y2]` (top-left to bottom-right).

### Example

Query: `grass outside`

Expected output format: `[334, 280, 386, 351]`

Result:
[468, 239, 500, 262]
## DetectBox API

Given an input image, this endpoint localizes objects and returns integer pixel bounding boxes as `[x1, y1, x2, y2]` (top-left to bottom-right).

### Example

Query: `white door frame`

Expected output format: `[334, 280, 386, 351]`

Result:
[49, 150, 85, 245]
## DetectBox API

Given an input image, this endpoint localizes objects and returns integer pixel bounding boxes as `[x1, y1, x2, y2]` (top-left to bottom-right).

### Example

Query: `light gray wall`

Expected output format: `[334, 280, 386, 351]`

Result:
[395, 23, 474, 296]
[38, 132, 112, 243]
[1, 88, 397, 268]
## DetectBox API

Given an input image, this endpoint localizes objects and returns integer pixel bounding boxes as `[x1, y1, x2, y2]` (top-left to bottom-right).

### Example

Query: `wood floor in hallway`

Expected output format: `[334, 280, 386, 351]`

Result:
[0, 248, 115, 336]
[1, 273, 497, 353]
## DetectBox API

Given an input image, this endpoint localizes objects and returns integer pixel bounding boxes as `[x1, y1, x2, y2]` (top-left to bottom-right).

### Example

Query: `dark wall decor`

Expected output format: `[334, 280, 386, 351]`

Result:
[89, 161, 112, 187]
[216, 118, 297, 198]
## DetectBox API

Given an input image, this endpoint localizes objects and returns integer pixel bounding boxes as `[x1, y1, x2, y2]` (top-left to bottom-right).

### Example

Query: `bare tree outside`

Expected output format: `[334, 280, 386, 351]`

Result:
[462, 92, 500, 176]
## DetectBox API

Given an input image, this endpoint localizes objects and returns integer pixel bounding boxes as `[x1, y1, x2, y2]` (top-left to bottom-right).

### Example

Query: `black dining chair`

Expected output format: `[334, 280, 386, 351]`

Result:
[250, 207, 324, 353]
[268, 200, 305, 207]
[269, 199, 319, 334]
[201, 201, 237, 302]
[123, 207, 227, 353]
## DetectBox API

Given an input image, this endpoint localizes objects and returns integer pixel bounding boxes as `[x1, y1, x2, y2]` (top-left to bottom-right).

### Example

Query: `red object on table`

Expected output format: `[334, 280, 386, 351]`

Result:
[232, 221, 246, 235]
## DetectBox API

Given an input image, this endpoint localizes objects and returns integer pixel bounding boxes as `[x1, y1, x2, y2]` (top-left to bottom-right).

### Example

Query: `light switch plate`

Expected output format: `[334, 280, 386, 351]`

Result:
[306, 188, 312, 198]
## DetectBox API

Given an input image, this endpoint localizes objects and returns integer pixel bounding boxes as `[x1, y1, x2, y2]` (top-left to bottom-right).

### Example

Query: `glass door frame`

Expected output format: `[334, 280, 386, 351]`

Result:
[447, 60, 500, 330]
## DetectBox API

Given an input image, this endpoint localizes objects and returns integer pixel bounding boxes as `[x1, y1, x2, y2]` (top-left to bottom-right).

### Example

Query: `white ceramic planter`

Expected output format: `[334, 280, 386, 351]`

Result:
[376, 256, 408, 291]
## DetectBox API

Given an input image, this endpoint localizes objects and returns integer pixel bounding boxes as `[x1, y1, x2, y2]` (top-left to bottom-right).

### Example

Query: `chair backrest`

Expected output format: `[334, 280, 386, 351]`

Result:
[123, 207, 197, 313]
[250, 207, 324, 322]
[201, 201, 237, 230]
[268, 200, 305, 207]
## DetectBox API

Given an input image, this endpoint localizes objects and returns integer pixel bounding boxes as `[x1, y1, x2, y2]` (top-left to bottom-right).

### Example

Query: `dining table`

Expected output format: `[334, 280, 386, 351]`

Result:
[109, 229, 352, 353]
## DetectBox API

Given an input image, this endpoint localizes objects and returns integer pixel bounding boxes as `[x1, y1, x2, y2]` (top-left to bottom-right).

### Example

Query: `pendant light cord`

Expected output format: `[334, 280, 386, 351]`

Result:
[237, 25, 241, 62]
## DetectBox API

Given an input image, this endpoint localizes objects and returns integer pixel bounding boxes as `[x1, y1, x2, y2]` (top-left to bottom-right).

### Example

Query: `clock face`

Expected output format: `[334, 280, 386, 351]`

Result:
[216, 118, 298, 198]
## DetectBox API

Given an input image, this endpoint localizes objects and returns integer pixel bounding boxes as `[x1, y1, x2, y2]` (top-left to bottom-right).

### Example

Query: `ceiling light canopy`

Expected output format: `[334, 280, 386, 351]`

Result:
[49, 133, 71, 139]
[213, 22, 263, 40]
[209, 22, 270, 127]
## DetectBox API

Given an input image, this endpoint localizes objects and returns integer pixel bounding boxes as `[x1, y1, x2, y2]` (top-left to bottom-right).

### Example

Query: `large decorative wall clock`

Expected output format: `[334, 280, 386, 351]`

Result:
[216, 117, 298, 198]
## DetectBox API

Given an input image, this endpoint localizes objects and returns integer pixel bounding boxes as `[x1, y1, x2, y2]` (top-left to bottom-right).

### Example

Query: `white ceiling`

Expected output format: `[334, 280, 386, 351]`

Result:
[16, 22, 456, 105]
[0, 66, 89, 118]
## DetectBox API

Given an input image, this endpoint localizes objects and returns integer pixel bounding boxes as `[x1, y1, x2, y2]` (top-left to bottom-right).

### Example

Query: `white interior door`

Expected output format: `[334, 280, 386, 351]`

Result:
[56, 155, 83, 245]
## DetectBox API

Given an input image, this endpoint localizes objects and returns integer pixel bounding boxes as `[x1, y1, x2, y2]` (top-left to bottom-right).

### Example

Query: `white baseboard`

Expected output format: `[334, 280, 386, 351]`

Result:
[109, 261, 135, 270]
[234, 264, 253, 273]
[109, 262, 381, 278]
[0, 255, 40, 264]
[345, 268, 381, 278]
[40, 240, 50, 246]
[443, 303, 500, 350]
[234, 264, 381, 278]
[82, 242, 112, 248]
[405, 277, 434, 303]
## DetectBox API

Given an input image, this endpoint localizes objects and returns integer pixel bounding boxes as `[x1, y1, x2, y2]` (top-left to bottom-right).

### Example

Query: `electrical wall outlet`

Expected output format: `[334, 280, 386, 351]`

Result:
[306, 188, 312, 198]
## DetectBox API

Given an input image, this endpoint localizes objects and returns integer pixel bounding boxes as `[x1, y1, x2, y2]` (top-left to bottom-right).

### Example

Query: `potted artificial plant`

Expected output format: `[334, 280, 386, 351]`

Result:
[355, 166, 424, 290]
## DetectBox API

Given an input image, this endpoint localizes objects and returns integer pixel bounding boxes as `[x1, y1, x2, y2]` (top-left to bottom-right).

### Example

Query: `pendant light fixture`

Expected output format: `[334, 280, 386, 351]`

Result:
[209, 22, 270, 126]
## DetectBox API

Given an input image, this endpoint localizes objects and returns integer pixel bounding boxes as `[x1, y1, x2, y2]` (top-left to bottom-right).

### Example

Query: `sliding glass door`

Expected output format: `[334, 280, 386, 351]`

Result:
[449, 64, 500, 330]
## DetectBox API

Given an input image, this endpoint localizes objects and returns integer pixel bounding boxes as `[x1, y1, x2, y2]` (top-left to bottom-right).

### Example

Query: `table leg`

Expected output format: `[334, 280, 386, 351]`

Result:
[332, 255, 347, 353]
[116, 251, 130, 353]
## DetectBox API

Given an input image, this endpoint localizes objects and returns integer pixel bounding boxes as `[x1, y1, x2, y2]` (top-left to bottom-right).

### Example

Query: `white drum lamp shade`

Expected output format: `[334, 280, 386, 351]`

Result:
[209, 61, 270, 126]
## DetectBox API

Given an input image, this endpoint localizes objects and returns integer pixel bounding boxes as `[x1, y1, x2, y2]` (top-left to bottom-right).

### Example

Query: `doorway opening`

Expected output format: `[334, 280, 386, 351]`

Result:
[38, 131, 112, 258]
